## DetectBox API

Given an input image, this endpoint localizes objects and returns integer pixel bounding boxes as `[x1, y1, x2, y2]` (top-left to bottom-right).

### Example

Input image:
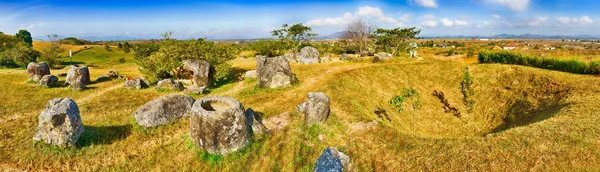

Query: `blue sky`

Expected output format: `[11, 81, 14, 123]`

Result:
[0, 0, 598, 39]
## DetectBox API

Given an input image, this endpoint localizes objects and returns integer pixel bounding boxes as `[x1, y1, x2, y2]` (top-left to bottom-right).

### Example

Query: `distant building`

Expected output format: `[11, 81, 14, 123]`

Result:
[479, 39, 489, 41]
[503, 43, 519, 50]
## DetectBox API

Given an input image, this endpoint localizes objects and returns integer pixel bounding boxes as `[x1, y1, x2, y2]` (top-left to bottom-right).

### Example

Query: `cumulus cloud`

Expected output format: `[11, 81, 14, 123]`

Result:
[306, 12, 355, 26]
[440, 18, 454, 27]
[411, 0, 438, 8]
[527, 17, 548, 26]
[398, 14, 412, 22]
[454, 20, 468, 26]
[486, 0, 530, 11]
[491, 14, 501, 19]
[306, 6, 400, 27]
[421, 20, 437, 27]
[556, 16, 594, 25]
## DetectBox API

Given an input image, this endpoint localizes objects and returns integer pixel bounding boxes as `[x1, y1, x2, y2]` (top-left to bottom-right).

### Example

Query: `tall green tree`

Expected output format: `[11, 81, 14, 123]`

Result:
[123, 42, 131, 53]
[371, 27, 421, 55]
[39, 34, 62, 67]
[117, 43, 123, 48]
[3, 45, 39, 67]
[271, 23, 317, 54]
[15, 30, 33, 47]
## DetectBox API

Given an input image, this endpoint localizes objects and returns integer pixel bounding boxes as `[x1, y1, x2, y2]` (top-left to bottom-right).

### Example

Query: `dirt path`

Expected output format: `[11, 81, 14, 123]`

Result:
[77, 83, 123, 103]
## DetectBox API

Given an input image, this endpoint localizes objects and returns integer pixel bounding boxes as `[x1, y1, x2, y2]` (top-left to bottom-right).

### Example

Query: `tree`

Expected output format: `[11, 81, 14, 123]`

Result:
[371, 27, 421, 55]
[15, 30, 33, 47]
[104, 44, 110, 51]
[39, 34, 62, 67]
[271, 23, 317, 55]
[117, 43, 123, 49]
[3, 45, 39, 67]
[341, 19, 376, 55]
[123, 42, 131, 53]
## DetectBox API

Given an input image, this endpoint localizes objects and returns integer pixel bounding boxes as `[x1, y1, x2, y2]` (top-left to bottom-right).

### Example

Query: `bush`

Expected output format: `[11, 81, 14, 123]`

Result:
[478, 51, 596, 75]
[249, 40, 289, 57]
[134, 38, 239, 84]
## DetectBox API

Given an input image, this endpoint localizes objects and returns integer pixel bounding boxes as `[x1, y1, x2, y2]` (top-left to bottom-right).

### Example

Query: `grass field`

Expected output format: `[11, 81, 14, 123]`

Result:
[1, 46, 600, 171]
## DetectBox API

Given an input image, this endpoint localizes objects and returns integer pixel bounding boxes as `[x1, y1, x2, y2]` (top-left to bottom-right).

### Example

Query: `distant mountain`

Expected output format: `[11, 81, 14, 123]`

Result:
[316, 32, 344, 40]
[34, 35, 140, 42]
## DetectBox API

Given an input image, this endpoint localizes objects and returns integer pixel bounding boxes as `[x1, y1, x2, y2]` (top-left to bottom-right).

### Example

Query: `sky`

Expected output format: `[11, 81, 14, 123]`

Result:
[0, 0, 599, 39]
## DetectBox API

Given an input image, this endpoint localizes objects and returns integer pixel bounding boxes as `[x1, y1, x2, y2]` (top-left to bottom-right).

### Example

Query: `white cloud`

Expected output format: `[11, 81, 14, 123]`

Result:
[440, 18, 454, 27]
[491, 14, 501, 19]
[486, 0, 530, 11]
[411, 0, 438, 8]
[306, 6, 400, 27]
[306, 12, 355, 26]
[455, 20, 468, 26]
[557, 17, 570, 24]
[477, 21, 491, 28]
[398, 14, 412, 22]
[20, 22, 44, 30]
[555, 16, 592, 25]
[577, 16, 593, 25]
[423, 14, 436, 20]
[528, 17, 548, 26]
[421, 20, 437, 27]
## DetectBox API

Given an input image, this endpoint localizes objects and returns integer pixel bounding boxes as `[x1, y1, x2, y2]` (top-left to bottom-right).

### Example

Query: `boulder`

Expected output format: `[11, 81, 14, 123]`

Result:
[96, 70, 120, 82]
[314, 147, 351, 172]
[190, 96, 250, 155]
[262, 112, 291, 133]
[155, 78, 184, 91]
[340, 53, 360, 61]
[284, 52, 298, 63]
[134, 94, 195, 127]
[298, 92, 331, 126]
[256, 56, 298, 88]
[321, 53, 332, 63]
[373, 52, 392, 63]
[27, 62, 51, 82]
[184, 86, 206, 94]
[243, 70, 257, 79]
[298, 46, 320, 64]
[244, 108, 269, 135]
[124, 78, 149, 89]
[182, 59, 212, 88]
[38, 75, 58, 88]
[33, 98, 85, 147]
[65, 65, 90, 90]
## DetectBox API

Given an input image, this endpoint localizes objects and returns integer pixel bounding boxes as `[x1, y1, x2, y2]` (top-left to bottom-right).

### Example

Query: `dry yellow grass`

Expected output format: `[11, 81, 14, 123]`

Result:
[1, 46, 600, 171]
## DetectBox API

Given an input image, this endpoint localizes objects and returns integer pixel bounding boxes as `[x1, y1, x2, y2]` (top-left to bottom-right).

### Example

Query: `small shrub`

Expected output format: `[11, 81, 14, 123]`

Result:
[589, 61, 600, 75]
[118, 57, 126, 63]
[478, 50, 596, 75]
[460, 67, 475, 114]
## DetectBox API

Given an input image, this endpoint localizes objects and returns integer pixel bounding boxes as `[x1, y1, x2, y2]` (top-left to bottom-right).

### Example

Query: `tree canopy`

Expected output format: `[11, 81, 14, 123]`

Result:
[271, 23, 317, 53]
[371, 27, 421, 55]
[15, 30, 33, 47]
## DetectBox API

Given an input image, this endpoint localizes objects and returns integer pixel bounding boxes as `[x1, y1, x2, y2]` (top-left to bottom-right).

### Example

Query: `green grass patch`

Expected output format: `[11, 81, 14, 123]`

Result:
[479, 50, 600, 75]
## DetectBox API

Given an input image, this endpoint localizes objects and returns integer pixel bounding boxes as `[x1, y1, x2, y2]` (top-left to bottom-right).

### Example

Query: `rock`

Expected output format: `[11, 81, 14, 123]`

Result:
[155, 78, 184, 91]
[243, 70, 257, 79]
[373, 52, 392, 63]
[321, 53, 332, 63]
[182, 59, 212, 88]
[284, 52, 298, 63]
[240, 55, 246, 59]
[97, 70, 120, 81]
[65, 65, 90, 90]
[189, 96, 250, 155]
[361, 51, 374, 56]
[262, 112, 290, 133]
[124, 77, 149, 89]
[298, 92, 331, 126]
[184, 86, 206, 94]
[298, 46, 320, 64]
[38, 75, 58, 88]
[27, 62, 51, 82]
[33, 98, 85, 147]
[244, 108, 269, 135]
[134, 94, 195, 127]
[256, 56, 298, 88]
[340, 53, 360, 61]
[314, 147, 351, 172]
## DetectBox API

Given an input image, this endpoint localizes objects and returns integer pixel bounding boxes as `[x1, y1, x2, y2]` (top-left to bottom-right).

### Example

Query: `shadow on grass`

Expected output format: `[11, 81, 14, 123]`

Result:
[60, 61, 85, 66]
[490, 100, 568, 134]
[77, 124, 132, 148]
[211, 67, 247, 89]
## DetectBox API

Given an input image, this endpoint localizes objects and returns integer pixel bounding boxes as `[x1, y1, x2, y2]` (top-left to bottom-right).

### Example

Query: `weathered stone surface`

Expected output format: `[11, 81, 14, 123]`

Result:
[134, 94, 195, 127]
[298, 46, 320, 64]
[190, 96, 250, 155]
[314, 147, 351, 172]
[155, 78, 184, 91]
[321, 53, 332, 63]
[340, 53, 360, 61]
[243, 70, 257, 79]
[96, 70, 120, 82]
[262, 112, 290, 133]
[184, 86, 206, 94]
[124, 78, 149, 89]
[284, 52, 298, 63]
[65, 65, 90, 90]
[27, 62, 50, 82]
[373, 52, 392, 63]
[256, 56, 298, 88]
[182, 59, 212, 88]
[244, 108, 268, 135]
[33, 98, 84, 147]
[298, 92, 331, 126]
[38, 75, 58, 88]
